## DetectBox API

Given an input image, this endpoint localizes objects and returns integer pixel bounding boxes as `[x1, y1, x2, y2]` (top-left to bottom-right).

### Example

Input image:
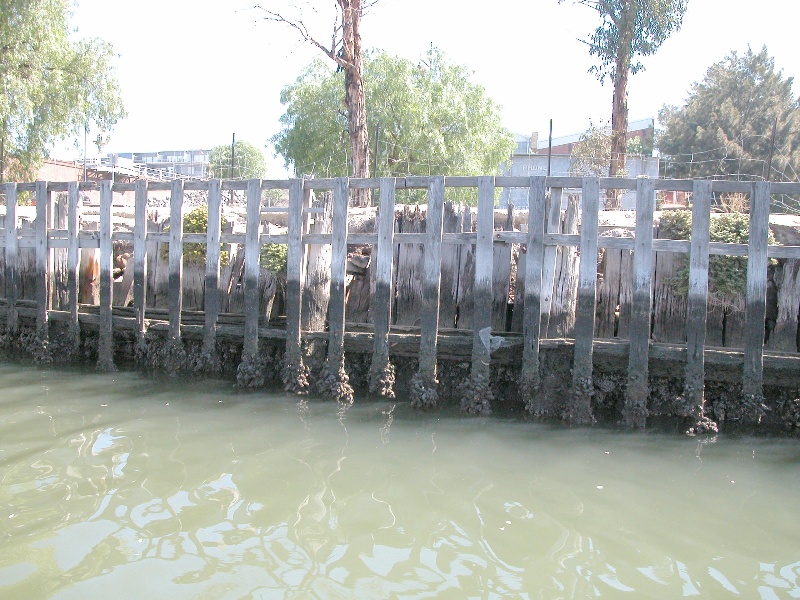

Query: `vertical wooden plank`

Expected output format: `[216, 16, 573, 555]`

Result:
[369, 177, 397, 398]
[317, 177, 354, 402]
[282, 178, 309, 393]
[568, 177, 600, 424]
[623, 178, 655, 428]
[199, 178, 222, 369]
[682, 180, 713, 429]
[97, 180, 116, 371]
[67, 182, 81, 350]
[35, 181, 50, 343]
[4, 183, 18, 335]
[410, 177, 444, 407]
[521, 176, 547, 412]
[541, 187, 563, 336]
[243, 178, 262, 358]
[133, 179, 148, 351]
[462, 176, 495, 415]
[742, 181, 770, 417]
[168, 179, 185, 345]
[329, 177, 349, 361]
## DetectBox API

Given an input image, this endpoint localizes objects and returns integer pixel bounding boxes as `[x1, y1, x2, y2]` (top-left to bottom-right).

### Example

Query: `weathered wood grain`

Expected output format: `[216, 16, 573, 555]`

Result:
[242, 178, 262, 358]
[418, 176, 445, 386]
[623, 178, 655, 428]
[742, 181, 770, 408]
[168, 179, 185, 344]
[4, 183, 18, 334]
[133, 180, 147, 347]
[97, 181, 115, 371]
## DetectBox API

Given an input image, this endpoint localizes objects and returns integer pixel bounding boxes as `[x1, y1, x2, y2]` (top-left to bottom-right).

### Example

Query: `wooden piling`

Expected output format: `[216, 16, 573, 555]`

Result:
[567, 177, 600, 424]
[97, 180, 116, 372]
[34, 181, 50, 358]
[370, 177, 397, 398]
[521, 176, 547, 413]
[4, 183, 19, 337]
[623, 178, 655, 428]
[67, 182, 81, 352]
[742, 181, 770, 419]
[541, 187, 563, 336]
[237, 178, 263, 387]
[682, 180, 713, 431]
[410, 176, 444, 407]
[282, 178, 310, 394]
[318, 177, 353, 402]
[462, 176, 495, 415]
[201, 178, 222, 371]
[133, 179, 148, 356]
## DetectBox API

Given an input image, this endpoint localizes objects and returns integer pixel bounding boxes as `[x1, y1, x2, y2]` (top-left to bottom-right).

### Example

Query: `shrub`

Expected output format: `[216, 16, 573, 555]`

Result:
[661, 209, 776, 305]
[161, 206, 230, 265]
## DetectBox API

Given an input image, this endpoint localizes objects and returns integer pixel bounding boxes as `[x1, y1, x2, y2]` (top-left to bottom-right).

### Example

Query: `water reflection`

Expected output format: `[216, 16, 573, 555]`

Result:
[0, 365, 798, 598]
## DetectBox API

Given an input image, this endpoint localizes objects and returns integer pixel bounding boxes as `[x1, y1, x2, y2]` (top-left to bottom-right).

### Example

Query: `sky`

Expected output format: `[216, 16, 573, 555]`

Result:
[59, 0, 800, 176]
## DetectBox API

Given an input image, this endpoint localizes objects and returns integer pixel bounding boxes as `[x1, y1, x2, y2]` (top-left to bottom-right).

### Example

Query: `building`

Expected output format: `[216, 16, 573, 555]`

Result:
[500, 117, 659, 210]
[114, 149, 211, 179]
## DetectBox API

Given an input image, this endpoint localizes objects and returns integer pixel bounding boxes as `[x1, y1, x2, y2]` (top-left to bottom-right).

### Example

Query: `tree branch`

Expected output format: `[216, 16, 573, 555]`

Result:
[254, 4, 355, 71]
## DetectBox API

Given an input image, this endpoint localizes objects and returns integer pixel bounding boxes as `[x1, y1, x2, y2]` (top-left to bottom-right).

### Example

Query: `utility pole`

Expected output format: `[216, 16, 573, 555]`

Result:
[547, 119, 553, 178]
[230, 133, 236, 179]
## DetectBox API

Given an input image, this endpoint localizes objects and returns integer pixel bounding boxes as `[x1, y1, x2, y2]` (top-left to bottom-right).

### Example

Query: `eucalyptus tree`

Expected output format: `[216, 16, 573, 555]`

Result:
[273, 48, 514, 202]
[258, 0, 373, 205]
[561, 0, 687, 201]
[0, 0, 126, 181]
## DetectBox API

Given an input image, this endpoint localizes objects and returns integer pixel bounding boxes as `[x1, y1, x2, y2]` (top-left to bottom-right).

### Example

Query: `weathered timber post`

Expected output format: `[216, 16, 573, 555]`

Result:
[161, 179, 186, 373]
[4, 182, 19, 340]
[132, 179, 148, 361]
[566, 177, 600, 424]
[410, 176, 445, 407]
[680, 180, 715, 433]
[66, 182, 81, 355]
[741, 181, 771, 421]
[32, 181, 52, 362]
[317, 177, 353, 403]
[97, 180, 116, 372]
[197, 179, 222, 373]
[461, 176, 496, 415]
[521, 176, 547, 413]
[622, 178, 655, 428]
[282, 178, 310, 394]
[540, 186, 563, 336]
[237, 178, 265, 387]
[369, 177, 398, 398]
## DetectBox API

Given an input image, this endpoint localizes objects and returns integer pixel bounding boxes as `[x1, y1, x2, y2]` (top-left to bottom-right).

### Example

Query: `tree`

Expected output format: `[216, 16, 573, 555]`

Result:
[258, 0, 373, 205]
[208, 140, 267, 179]
[0, 0, 126, 181]
[571, 120, 654, 177]
[273, 48, 515, 201]
[658, 46, 800, 183]
[562, 0, 686, 203]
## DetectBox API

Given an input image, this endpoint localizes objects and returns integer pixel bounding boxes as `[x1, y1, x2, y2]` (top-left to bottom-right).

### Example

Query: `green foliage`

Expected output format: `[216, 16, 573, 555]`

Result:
[161, 205, 230, 265]
[272, 48, 515, 203]
[0, 0, 126, 181]
[626, 135, 652, 156]
[662, 209, 776, 304]
[571, 121, 612, 177]
[260, 243, 287, 274]
[568, 0, 687, 82]
[658, 46, 800, 182]
[208, 140, 267, 180]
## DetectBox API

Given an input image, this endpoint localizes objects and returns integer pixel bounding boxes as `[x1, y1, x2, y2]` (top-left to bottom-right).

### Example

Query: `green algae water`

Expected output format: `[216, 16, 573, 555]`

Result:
[0, 363, 798, 599]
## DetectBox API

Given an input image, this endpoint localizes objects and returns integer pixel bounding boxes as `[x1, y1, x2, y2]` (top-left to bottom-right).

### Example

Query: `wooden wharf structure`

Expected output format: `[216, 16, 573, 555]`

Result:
[3, 176, 800, 430]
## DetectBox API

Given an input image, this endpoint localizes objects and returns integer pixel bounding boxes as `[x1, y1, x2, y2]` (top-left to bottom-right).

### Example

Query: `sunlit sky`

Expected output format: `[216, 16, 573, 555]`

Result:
[59, 0, 800, 176]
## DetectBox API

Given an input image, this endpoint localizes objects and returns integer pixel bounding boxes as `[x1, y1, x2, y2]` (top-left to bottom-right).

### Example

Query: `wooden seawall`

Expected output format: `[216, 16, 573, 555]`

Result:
[3, 176, 800, 430]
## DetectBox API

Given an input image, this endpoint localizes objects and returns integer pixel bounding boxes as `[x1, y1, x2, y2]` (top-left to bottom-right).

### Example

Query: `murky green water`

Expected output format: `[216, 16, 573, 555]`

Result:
[0, 364, 798, 599]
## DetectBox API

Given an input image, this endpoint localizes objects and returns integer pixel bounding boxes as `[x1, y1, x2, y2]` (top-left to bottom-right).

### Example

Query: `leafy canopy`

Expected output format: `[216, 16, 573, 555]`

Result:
[0, 0, 126, 181]
[658, 46, 800, 182]
[272, 48, 515, 186]
[208, 140, 267, 179]
[565, 0, 688, 83]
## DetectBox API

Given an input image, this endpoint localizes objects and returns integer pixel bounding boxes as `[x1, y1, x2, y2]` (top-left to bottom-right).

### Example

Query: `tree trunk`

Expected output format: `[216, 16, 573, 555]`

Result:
[608, 0, 634, 208]
[339, 0, 370, 207]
